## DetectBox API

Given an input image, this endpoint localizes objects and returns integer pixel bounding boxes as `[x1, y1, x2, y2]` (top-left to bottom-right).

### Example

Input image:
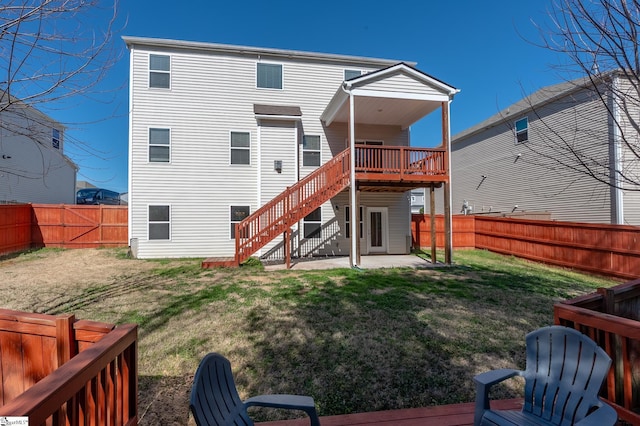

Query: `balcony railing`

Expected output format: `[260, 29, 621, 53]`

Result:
[354, 146, 446, 179]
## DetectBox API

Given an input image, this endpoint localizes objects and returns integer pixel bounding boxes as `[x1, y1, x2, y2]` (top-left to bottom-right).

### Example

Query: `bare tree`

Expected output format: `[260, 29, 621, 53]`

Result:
[0, 0, 119, 190]
[522, 0, 640, 190]
[1, 0, 119, 108]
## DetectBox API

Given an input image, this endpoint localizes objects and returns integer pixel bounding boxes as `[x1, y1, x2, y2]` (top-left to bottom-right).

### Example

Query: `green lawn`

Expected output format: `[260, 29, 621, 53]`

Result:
[0, 248, 617, 424]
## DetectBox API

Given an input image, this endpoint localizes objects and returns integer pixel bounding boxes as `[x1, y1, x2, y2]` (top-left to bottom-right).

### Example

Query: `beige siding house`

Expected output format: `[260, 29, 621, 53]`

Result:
[443, 73, 640, 225]
[0, 97, 77, 204]
[125, 37, 458, 263]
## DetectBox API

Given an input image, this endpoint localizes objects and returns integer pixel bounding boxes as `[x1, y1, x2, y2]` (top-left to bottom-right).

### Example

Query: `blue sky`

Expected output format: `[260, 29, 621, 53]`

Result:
[51, 0, 567, 194]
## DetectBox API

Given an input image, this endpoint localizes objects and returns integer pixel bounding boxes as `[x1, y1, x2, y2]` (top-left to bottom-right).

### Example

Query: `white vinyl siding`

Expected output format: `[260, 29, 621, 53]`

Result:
[441, 86, 616, 224]
[363, 72, 444, 97]
[128, 42, 409, 258]
[0, 104, 75, 204]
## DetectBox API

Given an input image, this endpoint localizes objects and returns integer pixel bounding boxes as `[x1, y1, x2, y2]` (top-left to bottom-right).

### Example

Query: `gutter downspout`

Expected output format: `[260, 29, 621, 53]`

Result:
[612, 75, 624, 224]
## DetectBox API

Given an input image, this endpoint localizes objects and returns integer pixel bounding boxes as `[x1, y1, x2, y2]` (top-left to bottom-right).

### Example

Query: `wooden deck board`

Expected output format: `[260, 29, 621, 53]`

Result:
[257, 399, 523, 426]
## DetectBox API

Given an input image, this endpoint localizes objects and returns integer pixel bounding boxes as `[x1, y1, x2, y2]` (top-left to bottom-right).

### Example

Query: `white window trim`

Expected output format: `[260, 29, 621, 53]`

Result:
[229, 130, 252, 166]
[302, 134, 321, 167]
[147, 204, 171, 241]
[52, 128, 61, 150]
[344, 69, 363, 80]
[148, 126, 171, 163]
[515, 117, 529, 144]
[256, 61, 284, 90]
[149, 53, 171, 90]
[230, 204, 251, 240]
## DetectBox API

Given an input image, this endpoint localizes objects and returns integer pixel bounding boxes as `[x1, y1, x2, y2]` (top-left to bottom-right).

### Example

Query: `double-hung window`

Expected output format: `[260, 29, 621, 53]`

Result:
[257, 63, 283, 89]
[303, 207, 321, 239]
[230, 206, 250, 239]
[52, 129, 61, 149]
[149, 128, 170, 162]
[149, 54, 170, 89]
[230, 132, 250, 165]
[303, 135, 321, 167]
[515, 117, 528, 143]
[149, 205, 170, 240]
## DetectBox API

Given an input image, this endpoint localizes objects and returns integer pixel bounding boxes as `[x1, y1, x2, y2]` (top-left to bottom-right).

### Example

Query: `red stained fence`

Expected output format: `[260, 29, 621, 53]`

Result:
[0, 309, 137, 425]
[554, 279, 640, 424]
[412, 215, 640, 280]
[0, 204, 128, 255]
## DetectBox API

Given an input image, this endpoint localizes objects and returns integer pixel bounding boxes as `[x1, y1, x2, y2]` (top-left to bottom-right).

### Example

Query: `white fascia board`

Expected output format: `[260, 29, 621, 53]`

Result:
[320, 88, 349, 126]
[350, 88, 450, 102]
[350, 63, 459, 97]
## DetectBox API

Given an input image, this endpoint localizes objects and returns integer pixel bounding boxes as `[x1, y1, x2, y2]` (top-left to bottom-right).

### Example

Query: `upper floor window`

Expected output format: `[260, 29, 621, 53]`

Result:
[52, 128, 61, 149]
[230, 131, 250, 165]
[149, 205, 170, 240]
[515, 117, 528, 143]
[257, 63, 283, 89]
[149, 128, 170, 162]
[344, 69, 362, 80]
[303, 135, 321, 167]
[149, 54, 170, 89]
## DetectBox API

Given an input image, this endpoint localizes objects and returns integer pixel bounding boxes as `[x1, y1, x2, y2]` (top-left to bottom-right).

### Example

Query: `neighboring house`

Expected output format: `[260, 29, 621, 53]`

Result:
[124, 37, 458, 264]
[410, 189, 425, 214]
[442, 73, 640, 225]
[0, 96, 77, 204]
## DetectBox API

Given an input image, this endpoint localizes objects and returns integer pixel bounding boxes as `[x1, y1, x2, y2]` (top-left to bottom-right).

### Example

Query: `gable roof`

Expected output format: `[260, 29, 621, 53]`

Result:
[321, 62, 459, 129]
[122, 36, 415, 68]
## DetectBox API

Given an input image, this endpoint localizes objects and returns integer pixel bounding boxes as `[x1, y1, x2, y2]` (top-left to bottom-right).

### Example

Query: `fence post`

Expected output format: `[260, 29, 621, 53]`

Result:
[55, 314, 77, 366]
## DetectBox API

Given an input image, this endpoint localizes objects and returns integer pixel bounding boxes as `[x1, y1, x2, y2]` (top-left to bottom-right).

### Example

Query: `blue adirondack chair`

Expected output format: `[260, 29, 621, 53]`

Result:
[190, 352, 321, 426]
[474, 325, 617, 426]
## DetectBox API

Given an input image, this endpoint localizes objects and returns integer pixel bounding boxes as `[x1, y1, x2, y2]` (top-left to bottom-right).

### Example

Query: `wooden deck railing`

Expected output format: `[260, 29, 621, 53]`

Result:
[554, 279, 640, 424]
[354, 146, 446, 177]
[234, 146, 447, 266]
[0, 309, 137, 426]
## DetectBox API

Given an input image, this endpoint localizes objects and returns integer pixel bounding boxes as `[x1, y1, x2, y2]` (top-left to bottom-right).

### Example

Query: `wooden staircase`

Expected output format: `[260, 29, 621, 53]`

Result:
[203, 148, 352, 268]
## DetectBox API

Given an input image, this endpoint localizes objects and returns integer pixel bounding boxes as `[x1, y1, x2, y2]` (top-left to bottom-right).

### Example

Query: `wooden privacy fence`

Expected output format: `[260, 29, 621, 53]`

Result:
[0, 309, 137, 425]
[554, 279, 640, 424]
[0, 204, 128, 255]
[412, 214, 639, 280]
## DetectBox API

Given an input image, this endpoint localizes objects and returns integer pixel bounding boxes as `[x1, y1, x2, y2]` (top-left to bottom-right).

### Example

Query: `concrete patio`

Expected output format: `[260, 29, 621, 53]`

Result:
[264, 254, 443, 271]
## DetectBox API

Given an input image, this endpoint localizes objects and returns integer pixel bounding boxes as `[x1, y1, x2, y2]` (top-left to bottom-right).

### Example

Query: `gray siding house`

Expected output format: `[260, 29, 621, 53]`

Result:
[442, 73, 640, 225]
[125, 37, 458, 264]
[0, 97, 77, 204]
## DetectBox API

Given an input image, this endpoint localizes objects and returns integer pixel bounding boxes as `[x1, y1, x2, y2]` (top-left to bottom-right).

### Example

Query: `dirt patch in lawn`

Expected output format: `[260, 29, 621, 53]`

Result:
[0, 248, 196, 425]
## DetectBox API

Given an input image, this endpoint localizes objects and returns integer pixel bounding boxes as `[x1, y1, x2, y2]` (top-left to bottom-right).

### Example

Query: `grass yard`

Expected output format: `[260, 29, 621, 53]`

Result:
[0, 248, 617, 424]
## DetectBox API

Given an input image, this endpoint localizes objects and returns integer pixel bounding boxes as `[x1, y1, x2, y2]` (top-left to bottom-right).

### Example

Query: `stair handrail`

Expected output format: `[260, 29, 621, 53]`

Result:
[235, 148, 351, 264]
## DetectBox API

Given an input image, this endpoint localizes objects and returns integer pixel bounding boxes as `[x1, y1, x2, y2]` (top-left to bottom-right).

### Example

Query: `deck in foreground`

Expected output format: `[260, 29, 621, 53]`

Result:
[257, 399, 524, 426]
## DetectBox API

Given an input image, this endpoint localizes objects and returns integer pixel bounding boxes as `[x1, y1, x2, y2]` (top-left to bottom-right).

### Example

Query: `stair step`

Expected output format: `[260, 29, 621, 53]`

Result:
[202, 257, 238, 269]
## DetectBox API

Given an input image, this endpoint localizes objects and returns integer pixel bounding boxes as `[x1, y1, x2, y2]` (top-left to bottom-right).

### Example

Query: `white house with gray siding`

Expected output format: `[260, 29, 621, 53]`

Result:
[124, 37, 458, 262]
[0, 96, 77, 204]
[441, 73, 640, 225]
